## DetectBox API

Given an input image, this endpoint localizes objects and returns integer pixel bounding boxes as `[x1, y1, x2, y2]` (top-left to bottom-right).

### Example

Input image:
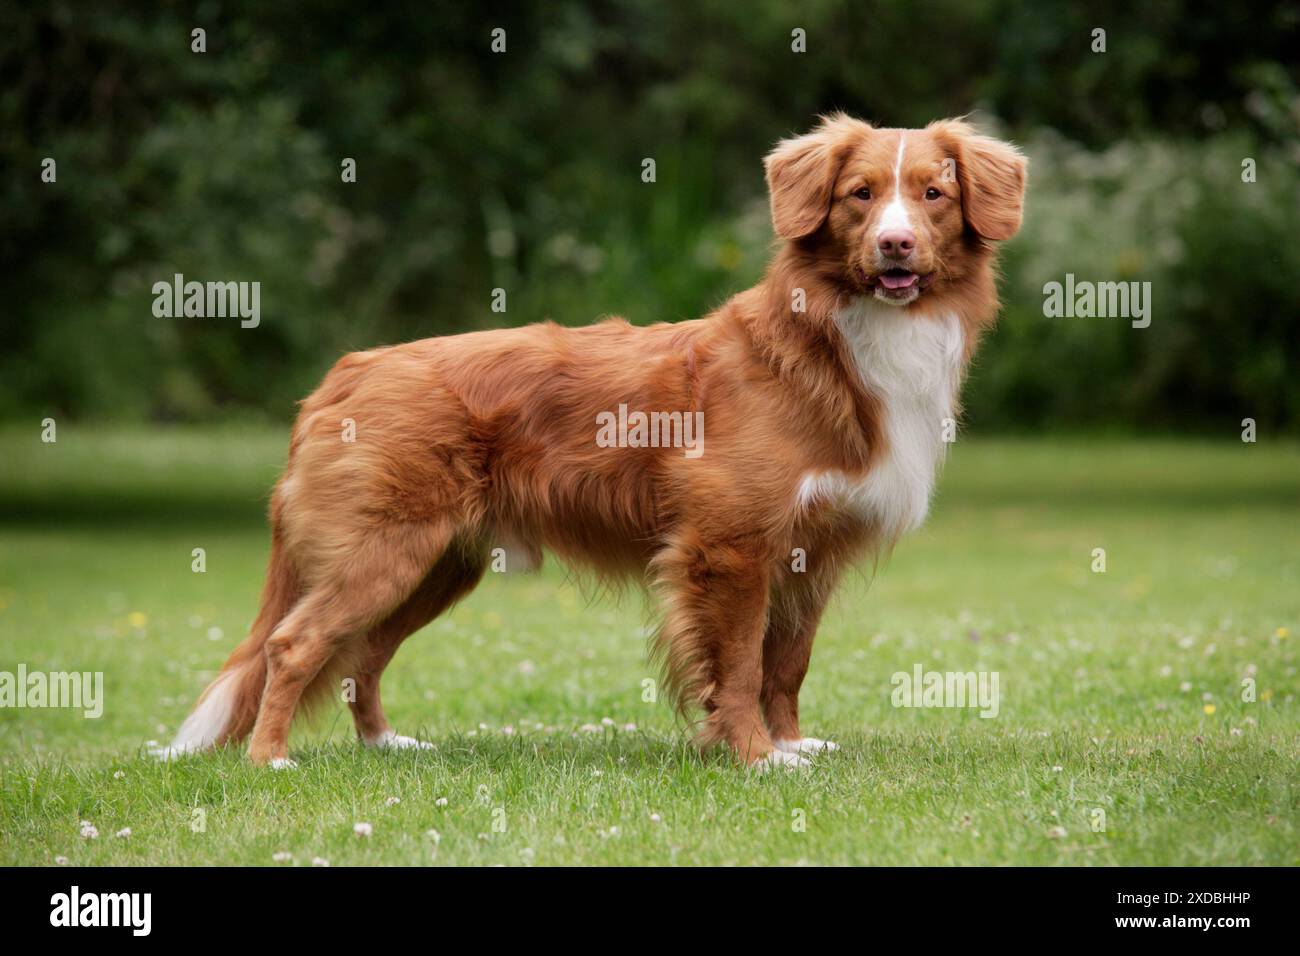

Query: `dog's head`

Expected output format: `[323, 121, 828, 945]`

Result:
[764, 114, 1026, 307]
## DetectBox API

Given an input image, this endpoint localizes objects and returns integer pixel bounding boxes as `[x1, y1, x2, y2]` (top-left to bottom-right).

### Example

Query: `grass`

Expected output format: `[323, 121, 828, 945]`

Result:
[0, 425, 1296, 865]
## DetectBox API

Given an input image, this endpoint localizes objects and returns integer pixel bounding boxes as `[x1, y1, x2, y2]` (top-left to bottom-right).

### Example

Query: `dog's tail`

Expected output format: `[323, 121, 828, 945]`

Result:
[159, 533, 300, 756]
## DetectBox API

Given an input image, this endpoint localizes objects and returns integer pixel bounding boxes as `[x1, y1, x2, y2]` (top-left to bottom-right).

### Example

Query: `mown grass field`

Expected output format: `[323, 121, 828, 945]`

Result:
[0, 426, 1296, 865]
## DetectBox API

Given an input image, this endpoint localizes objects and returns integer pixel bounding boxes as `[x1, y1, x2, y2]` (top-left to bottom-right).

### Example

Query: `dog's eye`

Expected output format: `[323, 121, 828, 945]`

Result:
[853, 186, 871, 201]
[925, 187, 943, 201]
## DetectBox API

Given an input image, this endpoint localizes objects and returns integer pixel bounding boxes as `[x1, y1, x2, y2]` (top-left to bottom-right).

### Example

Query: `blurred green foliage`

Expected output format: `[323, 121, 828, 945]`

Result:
[1, 1, 1297, 430]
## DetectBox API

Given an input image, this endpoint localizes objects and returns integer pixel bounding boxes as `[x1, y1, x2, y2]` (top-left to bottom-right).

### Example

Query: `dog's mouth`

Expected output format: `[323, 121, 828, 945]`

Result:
[862, 267, 934, 302]
[879, 268, 919, 291]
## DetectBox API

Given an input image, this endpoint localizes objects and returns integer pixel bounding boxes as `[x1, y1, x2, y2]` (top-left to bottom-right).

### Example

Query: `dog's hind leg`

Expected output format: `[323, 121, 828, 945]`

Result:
[157, 530, 300, 759]
[245, 520, 456, 767]
[348, 545, 486, 748]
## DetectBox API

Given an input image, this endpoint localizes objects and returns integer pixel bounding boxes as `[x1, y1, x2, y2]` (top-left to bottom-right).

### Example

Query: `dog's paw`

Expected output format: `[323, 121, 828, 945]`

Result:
[365, 730, 435, 751]
[268, 757, 298, 770]
[752, 749, 812, 772]
[774, 737, 840, 755]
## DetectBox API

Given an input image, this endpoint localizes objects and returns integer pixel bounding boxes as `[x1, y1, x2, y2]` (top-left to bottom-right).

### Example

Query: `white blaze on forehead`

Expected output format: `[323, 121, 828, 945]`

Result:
[877, 131, 912, 234]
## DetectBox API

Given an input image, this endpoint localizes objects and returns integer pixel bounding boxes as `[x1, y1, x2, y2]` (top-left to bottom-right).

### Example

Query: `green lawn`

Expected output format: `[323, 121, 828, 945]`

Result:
[0, 425, 1296, 865]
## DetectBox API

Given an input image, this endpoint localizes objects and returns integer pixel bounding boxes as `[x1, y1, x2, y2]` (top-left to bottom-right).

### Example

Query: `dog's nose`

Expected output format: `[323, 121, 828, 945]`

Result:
[877, 229, 916, 259]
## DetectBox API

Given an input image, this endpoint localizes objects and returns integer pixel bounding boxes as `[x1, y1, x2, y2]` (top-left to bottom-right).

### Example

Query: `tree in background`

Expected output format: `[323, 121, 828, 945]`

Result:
[1, 1, 1297, 430]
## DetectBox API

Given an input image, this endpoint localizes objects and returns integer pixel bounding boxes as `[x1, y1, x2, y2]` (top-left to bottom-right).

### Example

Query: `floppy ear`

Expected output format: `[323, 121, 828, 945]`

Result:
[935, 121, 1027, 241]
[764, 115, 863, 241]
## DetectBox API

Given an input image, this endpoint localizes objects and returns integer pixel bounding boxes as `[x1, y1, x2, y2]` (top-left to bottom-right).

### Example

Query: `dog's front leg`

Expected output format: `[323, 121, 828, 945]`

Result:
[761, 578, 838, 756]
[654, 532, 802, 769]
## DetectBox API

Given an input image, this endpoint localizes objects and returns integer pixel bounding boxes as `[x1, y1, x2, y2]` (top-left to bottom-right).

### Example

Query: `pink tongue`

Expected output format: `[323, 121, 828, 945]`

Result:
[880, 271, 918, 290]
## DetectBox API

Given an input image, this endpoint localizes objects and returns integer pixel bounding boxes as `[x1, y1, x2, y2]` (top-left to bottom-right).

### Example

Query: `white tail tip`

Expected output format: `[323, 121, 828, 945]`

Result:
[156, 669, 239, 759]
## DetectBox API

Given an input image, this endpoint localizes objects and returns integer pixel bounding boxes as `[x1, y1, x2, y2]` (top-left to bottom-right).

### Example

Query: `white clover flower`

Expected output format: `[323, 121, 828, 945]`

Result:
[79, 821, 99, 840]
[353, 822, 373, 837]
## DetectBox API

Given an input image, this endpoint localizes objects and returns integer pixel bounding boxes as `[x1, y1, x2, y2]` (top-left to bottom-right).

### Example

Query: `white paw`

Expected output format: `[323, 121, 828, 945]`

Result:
[365, 730, 435, 751]
[774, 737, 839, 754]
[753, 750, 811, 772]
[269, 757, 298, 770]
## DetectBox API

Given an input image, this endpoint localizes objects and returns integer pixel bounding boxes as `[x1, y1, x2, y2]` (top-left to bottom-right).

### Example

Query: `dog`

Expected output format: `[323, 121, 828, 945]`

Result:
[161, 114, 1026, 770]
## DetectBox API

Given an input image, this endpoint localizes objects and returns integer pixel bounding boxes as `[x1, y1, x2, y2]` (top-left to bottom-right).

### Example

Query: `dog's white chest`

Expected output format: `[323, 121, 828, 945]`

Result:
[798, 301, 964, 536]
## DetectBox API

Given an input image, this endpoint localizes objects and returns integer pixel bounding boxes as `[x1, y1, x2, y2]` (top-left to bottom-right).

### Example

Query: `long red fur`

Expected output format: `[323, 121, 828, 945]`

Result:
[183, 114, 1026, 765]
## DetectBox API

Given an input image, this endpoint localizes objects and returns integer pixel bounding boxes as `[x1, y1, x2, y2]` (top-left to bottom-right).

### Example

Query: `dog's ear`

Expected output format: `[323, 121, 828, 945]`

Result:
[764, 114, 865, 241]
[932, 120, 1027, 241]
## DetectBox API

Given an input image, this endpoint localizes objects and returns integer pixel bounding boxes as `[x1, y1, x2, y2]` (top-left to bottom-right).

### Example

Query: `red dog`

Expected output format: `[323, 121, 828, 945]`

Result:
[162, 114, 1026, 769]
